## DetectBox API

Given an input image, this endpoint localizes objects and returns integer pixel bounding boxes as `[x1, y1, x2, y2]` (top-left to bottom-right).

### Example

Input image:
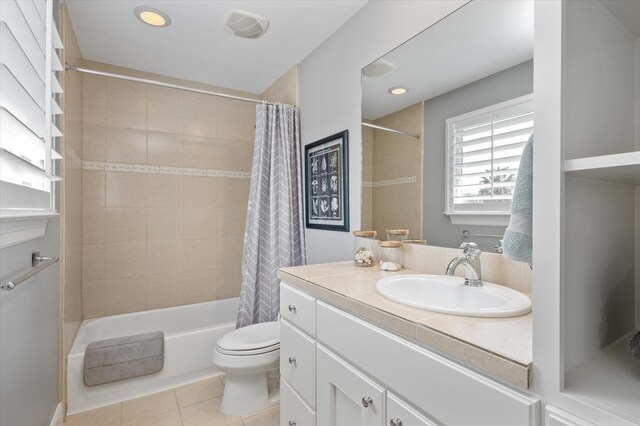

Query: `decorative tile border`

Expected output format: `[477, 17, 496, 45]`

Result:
[82, 161, 251, 179]
[362, 176, 417, 188]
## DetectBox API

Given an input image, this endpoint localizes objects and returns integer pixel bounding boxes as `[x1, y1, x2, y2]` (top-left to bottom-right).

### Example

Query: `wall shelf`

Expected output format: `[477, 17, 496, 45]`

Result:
[564, 151, 640, 185]
[564, 331, 640, 423]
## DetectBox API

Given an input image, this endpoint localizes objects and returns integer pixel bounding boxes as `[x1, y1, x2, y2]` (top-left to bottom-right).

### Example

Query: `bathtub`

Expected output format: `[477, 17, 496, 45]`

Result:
[67, 298, 239, 414]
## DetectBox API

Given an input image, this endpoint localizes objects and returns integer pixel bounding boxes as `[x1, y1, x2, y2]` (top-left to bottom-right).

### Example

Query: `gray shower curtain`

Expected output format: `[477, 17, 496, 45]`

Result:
[237, 103, 306, 327]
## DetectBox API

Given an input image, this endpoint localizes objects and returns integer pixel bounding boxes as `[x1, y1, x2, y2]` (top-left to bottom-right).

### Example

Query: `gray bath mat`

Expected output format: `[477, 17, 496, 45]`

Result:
[84, 331, 164, 387]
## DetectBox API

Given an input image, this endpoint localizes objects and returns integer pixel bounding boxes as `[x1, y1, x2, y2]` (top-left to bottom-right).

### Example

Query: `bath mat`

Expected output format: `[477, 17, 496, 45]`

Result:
[84, 331, 164, 387]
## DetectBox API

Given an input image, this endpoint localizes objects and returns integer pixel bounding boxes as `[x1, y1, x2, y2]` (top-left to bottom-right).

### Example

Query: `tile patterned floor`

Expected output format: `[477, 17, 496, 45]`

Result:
[64, 376, 279, 426]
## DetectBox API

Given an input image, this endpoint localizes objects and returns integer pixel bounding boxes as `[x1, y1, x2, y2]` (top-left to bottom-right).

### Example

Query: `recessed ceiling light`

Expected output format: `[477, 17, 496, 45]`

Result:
[388, 86, 408, 95]
[134, 6, 171, 27]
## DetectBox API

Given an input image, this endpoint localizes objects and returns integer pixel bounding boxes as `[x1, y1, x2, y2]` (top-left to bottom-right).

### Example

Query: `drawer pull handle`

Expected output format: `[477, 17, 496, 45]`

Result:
[362, 396, 373, 408]
[289, 421, 296, 426]
[288, 356, 297, 365]
[390, 419, 403, 426]
[288, 304, 297, 312]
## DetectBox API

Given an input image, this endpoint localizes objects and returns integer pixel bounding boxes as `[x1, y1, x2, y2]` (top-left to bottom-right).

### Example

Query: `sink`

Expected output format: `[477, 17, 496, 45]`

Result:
[375, 275, 531, 318]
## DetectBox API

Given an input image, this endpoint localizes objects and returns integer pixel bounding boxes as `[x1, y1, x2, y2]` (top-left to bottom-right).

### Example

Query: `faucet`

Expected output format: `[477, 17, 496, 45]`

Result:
[446, 242, 483, 287]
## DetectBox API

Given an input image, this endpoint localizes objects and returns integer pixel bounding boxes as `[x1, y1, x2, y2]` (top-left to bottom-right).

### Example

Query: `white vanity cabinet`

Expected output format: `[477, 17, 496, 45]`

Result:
[545, 406, 595, 426]
[279, 282, 541, 426]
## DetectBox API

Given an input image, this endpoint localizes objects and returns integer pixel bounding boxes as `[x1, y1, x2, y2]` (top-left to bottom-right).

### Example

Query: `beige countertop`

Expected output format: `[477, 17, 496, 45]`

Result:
[278, 261, 533, 389]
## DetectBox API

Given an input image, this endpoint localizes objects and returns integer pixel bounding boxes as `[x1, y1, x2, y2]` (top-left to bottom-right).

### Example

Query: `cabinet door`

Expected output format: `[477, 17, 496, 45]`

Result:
[545, 406, 595, 426]
[387, 393, 441, 426]
[317, 345, 385, 426]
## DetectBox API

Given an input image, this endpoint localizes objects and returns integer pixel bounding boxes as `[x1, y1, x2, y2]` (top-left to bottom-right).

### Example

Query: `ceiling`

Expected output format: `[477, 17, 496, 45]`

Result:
[362, 1, 534, 120]
[65, 0, 367, 94]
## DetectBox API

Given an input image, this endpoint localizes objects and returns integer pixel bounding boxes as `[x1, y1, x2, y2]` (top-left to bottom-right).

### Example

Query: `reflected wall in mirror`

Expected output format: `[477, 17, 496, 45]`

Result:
[361, 0, 534, 250]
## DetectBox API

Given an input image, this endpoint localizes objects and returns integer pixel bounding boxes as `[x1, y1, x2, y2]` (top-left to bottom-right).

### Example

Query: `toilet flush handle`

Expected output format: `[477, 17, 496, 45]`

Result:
[288, 356, 296, 365]
[288, 421, 296, 426]
[288, 304, 296, 312]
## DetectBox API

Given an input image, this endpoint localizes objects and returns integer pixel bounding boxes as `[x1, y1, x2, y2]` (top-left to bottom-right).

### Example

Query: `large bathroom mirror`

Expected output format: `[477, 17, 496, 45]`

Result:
[361, 1, 534, 250]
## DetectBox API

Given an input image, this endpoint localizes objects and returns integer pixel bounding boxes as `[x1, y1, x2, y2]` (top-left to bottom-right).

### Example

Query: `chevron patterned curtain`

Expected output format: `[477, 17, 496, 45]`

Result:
[237, 104, 306, 327]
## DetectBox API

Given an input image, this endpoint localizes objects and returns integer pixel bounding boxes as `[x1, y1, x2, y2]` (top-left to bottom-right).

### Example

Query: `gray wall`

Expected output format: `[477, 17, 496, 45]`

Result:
[0, 219, 60, 426]
[299, 0, 469, 263]
[422, 60, 533, 250]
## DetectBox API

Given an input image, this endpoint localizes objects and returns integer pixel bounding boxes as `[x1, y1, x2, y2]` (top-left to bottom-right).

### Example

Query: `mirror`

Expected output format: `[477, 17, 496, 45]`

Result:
[361, 1, 534, 250]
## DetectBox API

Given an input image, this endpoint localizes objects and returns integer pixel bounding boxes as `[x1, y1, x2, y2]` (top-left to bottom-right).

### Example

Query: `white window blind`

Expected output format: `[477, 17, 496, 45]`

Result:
[445, 94, 533, 224]
[0, 0, 63, 214]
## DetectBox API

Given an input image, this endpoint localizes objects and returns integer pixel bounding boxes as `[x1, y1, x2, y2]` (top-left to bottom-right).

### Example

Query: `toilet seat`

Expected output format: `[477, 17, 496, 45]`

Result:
[216, 321, 280, 356]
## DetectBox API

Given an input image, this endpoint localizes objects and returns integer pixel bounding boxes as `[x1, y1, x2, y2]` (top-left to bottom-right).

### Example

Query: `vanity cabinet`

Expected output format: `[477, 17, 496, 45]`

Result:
[545, 406, 595, 426]
[279, 282, 540, 426]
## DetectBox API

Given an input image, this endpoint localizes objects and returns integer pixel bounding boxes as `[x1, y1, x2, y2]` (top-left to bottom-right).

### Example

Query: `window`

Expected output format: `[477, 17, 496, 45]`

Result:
[445, 94, 533, 226]
[0, 0, 63, 247]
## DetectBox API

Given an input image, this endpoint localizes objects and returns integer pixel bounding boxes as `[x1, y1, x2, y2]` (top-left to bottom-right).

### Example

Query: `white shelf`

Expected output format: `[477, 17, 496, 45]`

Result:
[564, 331, 640, 423]
[564, 151, 640, 185]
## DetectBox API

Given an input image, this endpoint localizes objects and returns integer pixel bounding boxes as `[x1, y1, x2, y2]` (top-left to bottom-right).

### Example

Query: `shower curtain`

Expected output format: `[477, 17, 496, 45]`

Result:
[237, 103, 306, 327]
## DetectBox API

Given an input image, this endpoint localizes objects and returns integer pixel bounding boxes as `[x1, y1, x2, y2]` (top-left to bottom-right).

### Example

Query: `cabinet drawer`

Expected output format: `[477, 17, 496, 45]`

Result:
[281, 283, 316, 337]
[545, 406, 595, 426]
[387, 392, 440, 426]
[281, 319, 316, 408]
[281, 378, 315, 426]
[316, 301, 540, 426]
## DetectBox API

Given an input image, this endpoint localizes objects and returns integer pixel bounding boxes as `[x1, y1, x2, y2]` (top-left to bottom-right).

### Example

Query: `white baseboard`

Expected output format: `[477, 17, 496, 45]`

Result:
[50, 403, 64, 426]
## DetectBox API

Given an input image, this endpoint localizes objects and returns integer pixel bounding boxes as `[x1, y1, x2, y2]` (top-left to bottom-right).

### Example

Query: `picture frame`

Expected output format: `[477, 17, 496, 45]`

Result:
[304, 130, 349, 232]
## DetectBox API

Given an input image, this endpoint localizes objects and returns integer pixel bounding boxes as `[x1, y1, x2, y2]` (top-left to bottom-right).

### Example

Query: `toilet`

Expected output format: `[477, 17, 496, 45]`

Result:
[212, 321, 280, 415]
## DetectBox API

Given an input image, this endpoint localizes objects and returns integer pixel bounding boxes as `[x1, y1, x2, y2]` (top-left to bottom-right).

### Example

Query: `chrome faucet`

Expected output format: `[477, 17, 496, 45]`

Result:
[446, 242, 483, 287]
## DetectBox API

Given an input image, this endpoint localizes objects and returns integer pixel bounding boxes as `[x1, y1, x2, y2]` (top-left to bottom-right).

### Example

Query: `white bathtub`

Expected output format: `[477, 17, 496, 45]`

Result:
[67, 298, 239, 414]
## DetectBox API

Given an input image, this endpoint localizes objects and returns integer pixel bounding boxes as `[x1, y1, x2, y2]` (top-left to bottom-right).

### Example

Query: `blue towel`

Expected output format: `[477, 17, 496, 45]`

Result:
[503, 135, 533, 265]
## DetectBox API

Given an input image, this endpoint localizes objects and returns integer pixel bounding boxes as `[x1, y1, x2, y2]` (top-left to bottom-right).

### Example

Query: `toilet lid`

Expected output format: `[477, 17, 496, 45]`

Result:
[217, 321, 280, 352]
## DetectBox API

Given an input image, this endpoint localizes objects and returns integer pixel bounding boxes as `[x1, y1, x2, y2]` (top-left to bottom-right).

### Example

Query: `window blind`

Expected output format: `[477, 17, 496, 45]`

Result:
[446, 95, 533, 215]
[0, 0, 63, 212]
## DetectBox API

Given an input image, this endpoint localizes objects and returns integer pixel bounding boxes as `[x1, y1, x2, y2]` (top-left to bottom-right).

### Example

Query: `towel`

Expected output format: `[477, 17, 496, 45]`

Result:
[503, 135, 533, 265]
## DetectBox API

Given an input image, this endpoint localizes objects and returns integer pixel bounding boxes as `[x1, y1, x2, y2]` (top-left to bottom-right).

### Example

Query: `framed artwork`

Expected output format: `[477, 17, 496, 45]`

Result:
[305, 130, 349, 232]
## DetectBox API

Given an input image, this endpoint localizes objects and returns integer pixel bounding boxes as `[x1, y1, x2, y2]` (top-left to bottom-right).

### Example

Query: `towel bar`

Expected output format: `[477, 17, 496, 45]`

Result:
[1, 252, 60, 291]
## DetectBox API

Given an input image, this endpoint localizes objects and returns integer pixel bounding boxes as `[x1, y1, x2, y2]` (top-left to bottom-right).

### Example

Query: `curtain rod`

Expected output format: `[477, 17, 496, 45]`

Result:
[65, 64, 277, 106]
[361, 122, 421, 139]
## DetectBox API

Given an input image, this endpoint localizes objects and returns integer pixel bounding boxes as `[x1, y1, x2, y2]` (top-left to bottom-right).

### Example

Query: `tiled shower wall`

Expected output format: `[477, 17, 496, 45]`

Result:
[361, 102, 424, 239]
[80, 63, 271, 318]
[61, 4, 83, 403]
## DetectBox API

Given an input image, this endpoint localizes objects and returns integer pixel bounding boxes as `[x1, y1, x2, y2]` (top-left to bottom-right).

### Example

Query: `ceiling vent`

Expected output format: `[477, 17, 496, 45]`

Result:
[362, 59, 395, 78]
[224, 10, 269, 39]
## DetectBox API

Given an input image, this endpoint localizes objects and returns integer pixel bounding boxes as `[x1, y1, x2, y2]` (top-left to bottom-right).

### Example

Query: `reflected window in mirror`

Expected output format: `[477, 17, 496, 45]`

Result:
[445, 94, 534, 225]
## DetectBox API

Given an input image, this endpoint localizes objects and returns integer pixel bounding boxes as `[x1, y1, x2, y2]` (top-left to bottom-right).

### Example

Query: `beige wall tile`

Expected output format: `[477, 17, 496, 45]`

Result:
[184, 92, 217, 138]
[83, 123, 105, 161]
[147, 132, 183, 167]
[148, 87, 183, 134]
[217, 100, 247, 141]
[106, 172, 148, 207]
[105, 127, 147, 164]
[83, 244, 106, 282]
[148, 241, 184, 275]
[106, 242, 148, 279]
[83, 206, 106, 244]
[183, 135, 217, 169]
[183, 239, 218, 272]
[83, 75, 106, 125]
[148, 208, 183, 241]
[183, 208, 217, 240]
[106, 90, 147, 130]
[183, 176, 219, 208]
[183, 269, 217, 304]
[106, 208, 147, 243]
[147, 174, 183, 207]
[83, 170, 105, 206]
[105, 276, 148, 315]
[82, 280, 106, 318]
[147, 273, 184, 309]
[216, 269, 241, 299]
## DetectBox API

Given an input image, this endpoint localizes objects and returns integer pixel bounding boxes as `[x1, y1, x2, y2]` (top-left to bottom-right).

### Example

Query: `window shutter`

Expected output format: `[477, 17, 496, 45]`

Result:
[446, 95, 533, 217]
[0, 0, 63, 213]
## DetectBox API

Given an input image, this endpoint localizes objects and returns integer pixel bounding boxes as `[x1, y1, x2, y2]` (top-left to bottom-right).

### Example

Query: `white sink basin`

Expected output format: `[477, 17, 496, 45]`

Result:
[376, 275, 531, 318]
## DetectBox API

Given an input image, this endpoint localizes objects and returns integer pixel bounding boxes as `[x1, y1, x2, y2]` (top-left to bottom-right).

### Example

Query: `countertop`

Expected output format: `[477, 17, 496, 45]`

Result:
[278, 261, 533, 389]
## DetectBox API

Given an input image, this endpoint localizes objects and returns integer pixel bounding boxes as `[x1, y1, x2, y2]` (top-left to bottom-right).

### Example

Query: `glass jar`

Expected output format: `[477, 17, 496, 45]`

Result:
[386, 229, 409, 242]
[378, 240, 403, 271]
[353, 230, 377, 267]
